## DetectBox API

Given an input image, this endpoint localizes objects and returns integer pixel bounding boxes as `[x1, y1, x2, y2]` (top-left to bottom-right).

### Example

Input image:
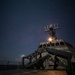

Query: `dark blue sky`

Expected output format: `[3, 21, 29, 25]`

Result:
[0, 0, 75, 61]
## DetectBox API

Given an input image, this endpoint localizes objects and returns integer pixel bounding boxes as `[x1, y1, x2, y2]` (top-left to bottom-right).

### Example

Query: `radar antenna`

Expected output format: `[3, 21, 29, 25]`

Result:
[44, 23, 59, 41]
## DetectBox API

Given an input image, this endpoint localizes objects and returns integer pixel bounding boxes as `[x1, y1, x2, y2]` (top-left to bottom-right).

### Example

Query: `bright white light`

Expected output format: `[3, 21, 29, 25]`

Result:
[48, 37, 52, 42]
[20, 54, 25, 58]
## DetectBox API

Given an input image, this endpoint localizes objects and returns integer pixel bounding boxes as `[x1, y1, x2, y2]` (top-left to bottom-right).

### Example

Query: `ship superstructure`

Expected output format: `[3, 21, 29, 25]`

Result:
[37, 24, 75, 69]
[22, 24, 75, 73]
[38, 24, 75, 62]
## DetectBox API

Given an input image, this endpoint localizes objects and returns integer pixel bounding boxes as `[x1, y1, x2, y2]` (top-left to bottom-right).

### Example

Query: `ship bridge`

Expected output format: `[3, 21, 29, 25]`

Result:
[38, 39, 73, 52]
[21, 24, 75, 75]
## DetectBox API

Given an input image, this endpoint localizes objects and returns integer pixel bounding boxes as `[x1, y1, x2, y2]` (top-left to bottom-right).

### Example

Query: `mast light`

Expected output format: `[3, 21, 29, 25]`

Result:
[48, 37, 52, 42]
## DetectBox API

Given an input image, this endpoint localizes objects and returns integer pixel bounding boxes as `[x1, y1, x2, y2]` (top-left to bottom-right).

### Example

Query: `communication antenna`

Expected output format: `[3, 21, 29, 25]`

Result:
[44, 23, 59, 41]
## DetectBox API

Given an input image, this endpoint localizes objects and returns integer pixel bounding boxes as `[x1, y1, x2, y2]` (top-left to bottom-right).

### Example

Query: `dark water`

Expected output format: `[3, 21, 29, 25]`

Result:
[0, 65, 20, 70]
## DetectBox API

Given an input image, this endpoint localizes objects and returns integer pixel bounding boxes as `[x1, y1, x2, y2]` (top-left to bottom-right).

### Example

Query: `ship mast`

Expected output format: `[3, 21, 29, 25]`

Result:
[44, 23, 59, 41]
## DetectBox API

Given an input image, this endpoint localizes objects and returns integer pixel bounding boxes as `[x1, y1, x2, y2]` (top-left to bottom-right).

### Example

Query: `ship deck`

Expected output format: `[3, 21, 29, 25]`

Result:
[0, 69, 68, 75]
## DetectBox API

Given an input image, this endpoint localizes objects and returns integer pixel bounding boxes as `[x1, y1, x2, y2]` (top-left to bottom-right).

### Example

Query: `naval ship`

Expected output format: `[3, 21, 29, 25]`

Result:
[1, 24, 75, 75]
[22, 24, 75, 73]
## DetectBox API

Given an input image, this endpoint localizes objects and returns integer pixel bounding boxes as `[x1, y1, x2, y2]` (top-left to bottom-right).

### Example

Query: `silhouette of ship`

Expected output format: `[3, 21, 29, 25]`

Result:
[0, 24, 75, 75]
[22, 24, 75, 73]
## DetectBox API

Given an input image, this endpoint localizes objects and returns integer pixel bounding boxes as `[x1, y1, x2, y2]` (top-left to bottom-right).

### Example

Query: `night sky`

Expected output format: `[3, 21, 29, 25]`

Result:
[0, 0, 75, 61]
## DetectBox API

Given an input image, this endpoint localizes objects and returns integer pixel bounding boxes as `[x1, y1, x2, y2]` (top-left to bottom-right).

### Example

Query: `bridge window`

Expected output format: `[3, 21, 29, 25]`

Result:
[43, 44, 46, 47]
[55, 42, 59, 46]
[51, 43, 54, 46]
[47, 43, 50, 47]
[39, 45, 42, 48]
[65, 42, 73, 48]
[60, 42, 65, 46]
